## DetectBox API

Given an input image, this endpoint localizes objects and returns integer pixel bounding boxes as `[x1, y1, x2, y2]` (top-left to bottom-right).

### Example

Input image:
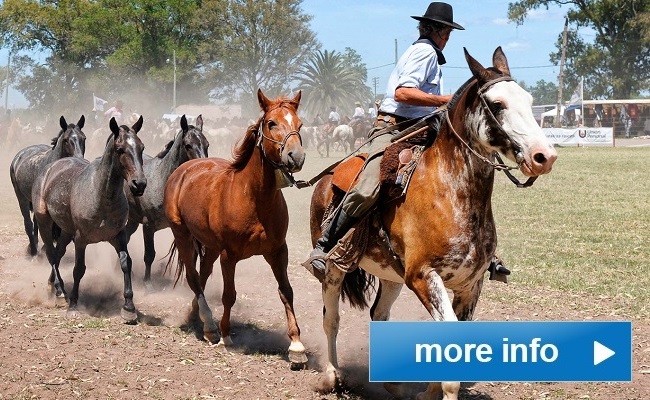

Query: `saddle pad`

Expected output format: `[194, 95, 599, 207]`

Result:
[380, 143, 426, 199]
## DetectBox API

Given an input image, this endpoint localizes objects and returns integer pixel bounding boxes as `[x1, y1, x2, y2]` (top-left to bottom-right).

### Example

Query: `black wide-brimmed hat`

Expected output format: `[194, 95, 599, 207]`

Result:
[411, 2, 465, 30]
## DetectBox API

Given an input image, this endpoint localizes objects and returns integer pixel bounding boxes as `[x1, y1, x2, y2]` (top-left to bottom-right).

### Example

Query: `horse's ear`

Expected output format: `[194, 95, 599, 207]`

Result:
[59, 116, 67, 131]
[464, 47, 491, 83]
[180, 115, 188, 132]
[292, 90, 302, 109]
[77, 115, 85, 129]
[257, 88, 270, 111]
[195, 114, 203, 131]
[110, 117, 120, 138]
[132, 115, 144, 134]
[492, 46, 511, 76]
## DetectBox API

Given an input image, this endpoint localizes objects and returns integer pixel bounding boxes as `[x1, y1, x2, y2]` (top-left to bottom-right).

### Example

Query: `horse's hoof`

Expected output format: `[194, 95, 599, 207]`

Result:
[66, 309, 79, 319]
[54, 294, 67, 308]
[316, 370, 339, 393]
[204, 331, 222, 345]
[121, 308, 138, 324]
[288, 341, 308, 368]
[143, 281, 155, 293]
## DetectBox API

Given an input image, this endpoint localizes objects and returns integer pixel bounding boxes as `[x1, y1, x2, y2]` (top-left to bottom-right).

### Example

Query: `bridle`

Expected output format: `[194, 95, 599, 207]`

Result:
[444, 74, 538, 188]
[256, 115, 302, 171]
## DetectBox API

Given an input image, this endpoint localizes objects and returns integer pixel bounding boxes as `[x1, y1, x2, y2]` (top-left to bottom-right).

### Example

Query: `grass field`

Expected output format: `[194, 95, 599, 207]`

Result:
[489, 146, 649, 318]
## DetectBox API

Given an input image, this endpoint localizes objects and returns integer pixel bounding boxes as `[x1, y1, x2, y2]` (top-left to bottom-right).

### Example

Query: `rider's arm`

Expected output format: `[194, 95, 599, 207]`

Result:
[394, 87, 452, 107]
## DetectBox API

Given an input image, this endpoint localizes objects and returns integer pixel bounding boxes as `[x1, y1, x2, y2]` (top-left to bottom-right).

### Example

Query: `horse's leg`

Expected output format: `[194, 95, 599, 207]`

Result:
[14, 194, 38, 256]
[198, 247, 219, 344]
[67, 241, 87, 317]
[218, 250, 237, 346]
[110, 231, 137, 323]
[370, 280, 421, 399]
[263, 243, 307, 368]
[405, 268, 460, 400]
[452, 276, 485, 322]
[142, 224, 156, 290]
[36, 215, 67, 303]
[318, 265, 346, 392]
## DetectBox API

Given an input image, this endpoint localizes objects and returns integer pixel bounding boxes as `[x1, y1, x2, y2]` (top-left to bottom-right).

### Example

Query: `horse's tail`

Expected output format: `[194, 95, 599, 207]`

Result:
[163, 238, 206, 287]
[163, 241, 180, 286]
[341, 268, 376, 310]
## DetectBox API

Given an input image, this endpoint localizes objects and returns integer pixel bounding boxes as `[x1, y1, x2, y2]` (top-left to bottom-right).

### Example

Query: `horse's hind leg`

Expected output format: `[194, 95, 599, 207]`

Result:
[263, 243, 306, 368]
[318, 265, 346, 393]
[370, 279, 403, 321]
[110, 231, 137, 323]
[16, 195, 38, 256]
[36, 215, 67, 304]
[142, 224, 156, 290]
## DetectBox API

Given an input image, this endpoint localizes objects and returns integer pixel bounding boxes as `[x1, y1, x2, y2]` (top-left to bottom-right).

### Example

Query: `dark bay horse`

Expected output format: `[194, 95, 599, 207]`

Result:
[10, 115, 86, 256]
[309, 48, 557, 399]
[124, 114, 209, 288]
[163, 89, 307, 366]
[32, 116, 146, 321]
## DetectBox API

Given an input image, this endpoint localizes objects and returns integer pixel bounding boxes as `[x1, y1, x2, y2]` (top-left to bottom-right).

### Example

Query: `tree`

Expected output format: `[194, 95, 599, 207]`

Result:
[508, 0, 650, 99]
[206, 0, 319, 116]
[296, 49, 372, 120]
[520, 79, 559, 105]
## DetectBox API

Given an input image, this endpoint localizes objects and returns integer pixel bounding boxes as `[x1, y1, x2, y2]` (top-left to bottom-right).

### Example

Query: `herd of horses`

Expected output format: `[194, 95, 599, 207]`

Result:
[7, 48, 556, 400]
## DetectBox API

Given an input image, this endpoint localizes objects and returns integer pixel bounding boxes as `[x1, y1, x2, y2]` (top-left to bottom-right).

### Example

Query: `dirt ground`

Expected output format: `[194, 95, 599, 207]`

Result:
[0, 136, 648, 400]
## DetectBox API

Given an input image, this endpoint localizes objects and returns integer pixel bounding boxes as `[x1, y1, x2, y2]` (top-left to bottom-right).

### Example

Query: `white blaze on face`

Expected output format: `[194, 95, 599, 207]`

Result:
[481, 81, 557, 175]
[283, 111, 294, 127]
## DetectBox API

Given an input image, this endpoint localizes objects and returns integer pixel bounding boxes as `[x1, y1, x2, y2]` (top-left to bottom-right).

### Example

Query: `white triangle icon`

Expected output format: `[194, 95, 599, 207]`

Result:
[594, 341, 615, 365]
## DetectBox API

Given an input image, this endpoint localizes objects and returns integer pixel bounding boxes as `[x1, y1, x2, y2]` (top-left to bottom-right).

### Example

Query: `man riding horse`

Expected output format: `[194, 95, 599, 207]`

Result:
[305, 1, 510, 281]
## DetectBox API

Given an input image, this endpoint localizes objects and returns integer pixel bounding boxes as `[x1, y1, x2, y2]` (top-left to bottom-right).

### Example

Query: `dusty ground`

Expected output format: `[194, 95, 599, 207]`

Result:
[0, 134, 648, 400]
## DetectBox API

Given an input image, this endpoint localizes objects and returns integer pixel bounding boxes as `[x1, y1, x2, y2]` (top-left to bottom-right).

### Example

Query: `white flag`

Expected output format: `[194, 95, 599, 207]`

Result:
[568, 78, 583, 107]
[93, 94, 108, 111]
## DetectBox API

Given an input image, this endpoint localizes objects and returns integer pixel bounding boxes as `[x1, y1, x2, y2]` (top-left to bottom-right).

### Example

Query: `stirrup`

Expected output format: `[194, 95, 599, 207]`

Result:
[301, 255, 326, 283]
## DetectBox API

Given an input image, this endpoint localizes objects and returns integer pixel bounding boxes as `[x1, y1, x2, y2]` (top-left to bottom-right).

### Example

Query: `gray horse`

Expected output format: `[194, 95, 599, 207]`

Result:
[32, 116, 146, 321]
[10, 115, 86, 256]
[124, 114, 209, 288]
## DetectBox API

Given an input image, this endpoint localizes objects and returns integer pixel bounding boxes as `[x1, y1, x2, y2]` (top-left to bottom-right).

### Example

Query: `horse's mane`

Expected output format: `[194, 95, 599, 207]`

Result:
[156, 139, 175, 158]
[228, 119, 261, 171]
[50, 129, 65, 148]
[228, 96, 299, 171]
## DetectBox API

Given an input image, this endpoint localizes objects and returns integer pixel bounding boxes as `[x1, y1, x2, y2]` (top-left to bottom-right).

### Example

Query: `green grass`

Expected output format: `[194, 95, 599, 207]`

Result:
[491, 146, 650, 318]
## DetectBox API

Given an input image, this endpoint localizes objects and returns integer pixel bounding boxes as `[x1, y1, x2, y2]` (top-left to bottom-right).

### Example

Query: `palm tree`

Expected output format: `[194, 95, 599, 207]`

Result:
[296, 50, 371, 121]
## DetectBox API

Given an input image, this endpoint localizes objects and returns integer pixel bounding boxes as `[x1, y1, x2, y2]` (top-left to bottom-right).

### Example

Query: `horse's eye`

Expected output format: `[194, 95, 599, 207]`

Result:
[268, 121, 277, 129]
[490, 101, 504, 115]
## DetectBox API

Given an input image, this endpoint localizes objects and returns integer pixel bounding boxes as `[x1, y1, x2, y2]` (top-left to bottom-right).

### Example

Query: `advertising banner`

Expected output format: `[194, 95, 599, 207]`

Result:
[543, 127, 613, 145]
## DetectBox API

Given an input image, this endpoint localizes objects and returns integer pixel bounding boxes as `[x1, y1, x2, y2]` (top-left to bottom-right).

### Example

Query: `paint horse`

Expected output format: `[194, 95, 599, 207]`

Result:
[10, 115, 87, 256]
[163, 89, 307, 367]
[32, 117, 146, 321]
[309, 48, 557, 399]
[124, 114, 208, 288]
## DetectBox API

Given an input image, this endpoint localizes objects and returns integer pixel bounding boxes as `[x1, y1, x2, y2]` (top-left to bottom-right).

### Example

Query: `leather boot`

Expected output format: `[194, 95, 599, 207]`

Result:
[488, 255, 511, 282]
[305, 208, 357, 281]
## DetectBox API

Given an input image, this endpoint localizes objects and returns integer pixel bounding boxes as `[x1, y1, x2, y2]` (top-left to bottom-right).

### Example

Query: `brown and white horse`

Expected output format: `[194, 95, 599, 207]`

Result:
[309, 47, 557, 399]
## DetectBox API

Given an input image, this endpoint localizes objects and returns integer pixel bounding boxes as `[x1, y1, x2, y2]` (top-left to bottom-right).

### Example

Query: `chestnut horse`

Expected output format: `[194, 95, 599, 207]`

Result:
[309, 48, 557, 399]
[10, 115, 86, 256]
[32, 117, 146, 321]
[163, 89, 307, 366]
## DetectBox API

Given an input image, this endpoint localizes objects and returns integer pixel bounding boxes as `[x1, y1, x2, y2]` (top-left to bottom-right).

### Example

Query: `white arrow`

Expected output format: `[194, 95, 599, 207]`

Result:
[594, 341, 616, 365]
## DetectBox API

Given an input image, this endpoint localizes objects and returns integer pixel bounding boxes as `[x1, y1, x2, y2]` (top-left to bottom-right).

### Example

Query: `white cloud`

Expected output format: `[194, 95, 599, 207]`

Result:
[503, 41, 531, 52]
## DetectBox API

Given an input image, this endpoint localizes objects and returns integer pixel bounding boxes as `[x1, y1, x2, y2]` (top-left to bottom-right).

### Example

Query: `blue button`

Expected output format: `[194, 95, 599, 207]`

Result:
[369, 321, 632, 382]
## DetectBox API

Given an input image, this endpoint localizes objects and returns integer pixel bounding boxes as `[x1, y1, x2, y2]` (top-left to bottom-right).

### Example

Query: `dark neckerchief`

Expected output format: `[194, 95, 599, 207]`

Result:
[413, 37, 446, 65]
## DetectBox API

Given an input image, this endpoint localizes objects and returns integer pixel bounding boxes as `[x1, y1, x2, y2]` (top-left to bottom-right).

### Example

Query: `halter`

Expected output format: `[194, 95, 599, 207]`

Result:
[444, 75, 538, 188]
[256, 117, 302, 178]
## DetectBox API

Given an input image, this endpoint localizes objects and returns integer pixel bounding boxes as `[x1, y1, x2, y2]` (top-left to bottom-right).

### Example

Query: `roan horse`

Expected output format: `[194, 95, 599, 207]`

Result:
[124, 114, 209, 288]
[163, 89, 307, 366]
[32, 116, 146, 321]
[309, 48, 557, 399]
[10, 115, 87, 256]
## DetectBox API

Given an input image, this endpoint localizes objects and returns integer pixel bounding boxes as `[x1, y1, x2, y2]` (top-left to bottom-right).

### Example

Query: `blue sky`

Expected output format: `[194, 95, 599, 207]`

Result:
[1, 0, 579, 108]
[300, 0, 574, 96]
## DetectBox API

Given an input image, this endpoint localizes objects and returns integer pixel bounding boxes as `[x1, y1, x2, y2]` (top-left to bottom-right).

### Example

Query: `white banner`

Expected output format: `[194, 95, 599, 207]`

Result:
[542, 127, 613, 145]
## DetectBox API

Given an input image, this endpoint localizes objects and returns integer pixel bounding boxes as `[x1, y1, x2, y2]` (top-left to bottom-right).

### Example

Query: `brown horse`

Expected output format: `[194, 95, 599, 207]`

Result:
[309, 48, 557, 399]
[163, 89, 307, 367]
